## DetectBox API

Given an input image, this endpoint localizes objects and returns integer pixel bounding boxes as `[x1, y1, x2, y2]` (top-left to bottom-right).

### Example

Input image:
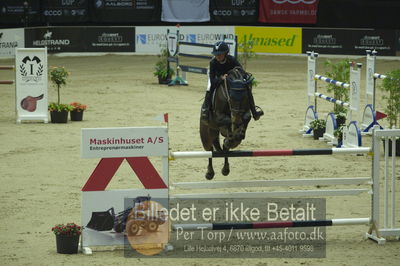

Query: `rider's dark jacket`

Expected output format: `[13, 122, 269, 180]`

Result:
[209, 55, 242, 93]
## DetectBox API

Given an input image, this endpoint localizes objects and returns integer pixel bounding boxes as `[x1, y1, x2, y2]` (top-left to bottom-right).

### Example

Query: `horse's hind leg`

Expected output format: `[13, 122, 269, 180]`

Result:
[200, 122, 216, 180]
[206, 158, 215, 180]
[212, 136, 230, 176]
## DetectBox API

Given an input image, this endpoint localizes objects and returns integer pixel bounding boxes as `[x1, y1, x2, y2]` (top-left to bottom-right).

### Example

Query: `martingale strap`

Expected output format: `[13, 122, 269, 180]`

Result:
[227, 67, 253, 91]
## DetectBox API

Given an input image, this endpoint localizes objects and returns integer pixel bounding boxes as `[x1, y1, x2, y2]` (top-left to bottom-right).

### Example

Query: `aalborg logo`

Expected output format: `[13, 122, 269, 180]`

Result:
[272, 0, 317, 4]
[19, 56, 44, 82]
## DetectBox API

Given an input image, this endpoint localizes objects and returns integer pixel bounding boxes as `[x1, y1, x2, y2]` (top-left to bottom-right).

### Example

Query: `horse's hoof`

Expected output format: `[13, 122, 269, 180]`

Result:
[221, 167, 230, 176]
[205, 172, 215, 180]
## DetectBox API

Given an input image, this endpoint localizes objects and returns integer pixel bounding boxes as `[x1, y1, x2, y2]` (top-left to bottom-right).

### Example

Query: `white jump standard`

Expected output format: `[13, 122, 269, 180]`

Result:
[362, 50, 386, 133]
[301, 51, 363, 148]
[166, 29, 237, 86]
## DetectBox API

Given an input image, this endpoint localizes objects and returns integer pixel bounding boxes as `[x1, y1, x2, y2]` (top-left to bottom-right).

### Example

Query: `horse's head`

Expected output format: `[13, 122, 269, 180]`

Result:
[224, 67, 252, 146]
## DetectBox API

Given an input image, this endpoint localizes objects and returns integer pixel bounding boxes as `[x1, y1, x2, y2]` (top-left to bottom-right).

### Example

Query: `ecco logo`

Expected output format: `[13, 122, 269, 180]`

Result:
[213, 10, 232, 16]
[44, 10, 62, 16]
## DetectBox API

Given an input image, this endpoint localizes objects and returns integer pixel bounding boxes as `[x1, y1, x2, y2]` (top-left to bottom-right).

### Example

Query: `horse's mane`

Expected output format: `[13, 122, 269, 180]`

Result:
[226, 67, 253, 90]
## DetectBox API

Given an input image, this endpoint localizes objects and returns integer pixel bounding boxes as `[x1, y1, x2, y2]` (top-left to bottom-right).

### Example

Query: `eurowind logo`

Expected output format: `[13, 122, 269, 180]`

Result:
[187, 34, 196, 43]
[137, 34, 146, 44]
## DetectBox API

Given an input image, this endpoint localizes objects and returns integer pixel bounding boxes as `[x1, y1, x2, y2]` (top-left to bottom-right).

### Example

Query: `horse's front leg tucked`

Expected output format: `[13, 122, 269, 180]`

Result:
[206, 158, 215, 180]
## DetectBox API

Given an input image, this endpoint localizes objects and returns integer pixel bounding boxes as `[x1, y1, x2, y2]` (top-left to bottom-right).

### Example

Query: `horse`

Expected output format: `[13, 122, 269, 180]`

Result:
[200, 66, 253, 180]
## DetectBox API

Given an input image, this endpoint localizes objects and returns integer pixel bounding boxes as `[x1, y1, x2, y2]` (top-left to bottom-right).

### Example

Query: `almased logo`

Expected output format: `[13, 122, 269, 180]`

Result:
[240, 33, 298, 48]
[236, 27, 302, 53]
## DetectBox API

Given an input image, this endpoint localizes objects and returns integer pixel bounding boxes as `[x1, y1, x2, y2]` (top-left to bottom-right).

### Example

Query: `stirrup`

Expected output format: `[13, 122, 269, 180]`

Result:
[253, 106, 264, 121]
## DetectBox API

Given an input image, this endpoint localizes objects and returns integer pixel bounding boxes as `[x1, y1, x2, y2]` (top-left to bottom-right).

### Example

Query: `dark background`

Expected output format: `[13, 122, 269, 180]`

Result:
[0, 0, 399, 29]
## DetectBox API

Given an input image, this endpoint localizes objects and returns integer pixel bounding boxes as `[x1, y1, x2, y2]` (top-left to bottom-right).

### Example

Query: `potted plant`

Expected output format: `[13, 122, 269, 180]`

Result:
[52, 222, 82, 254]
[334, 125, 345, 147]
[334, 111, 347, 128]
[310, 119, 326, 140]
[381, 69, 400, 156]
[153, 47, 174, 84]
[324, 59, 350, 115]
[70, 102, 87, 121]
[48, 66, 72, 123]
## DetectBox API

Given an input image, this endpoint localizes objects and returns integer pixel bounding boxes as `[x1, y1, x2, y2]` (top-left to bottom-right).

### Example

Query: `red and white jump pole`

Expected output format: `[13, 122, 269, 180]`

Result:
[172, 218, 371, 231]
[0, 65, 15, 85]
[170, 147, 371, 159]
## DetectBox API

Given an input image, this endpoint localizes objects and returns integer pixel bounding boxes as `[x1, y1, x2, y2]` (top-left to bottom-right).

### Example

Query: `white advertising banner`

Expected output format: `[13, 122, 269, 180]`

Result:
[135, 26, 235, 54]
[81, 126, 169, 158]
[15, 48, 48, 123]
[0, 28, 25, 58]
[161, 0, 210, 22]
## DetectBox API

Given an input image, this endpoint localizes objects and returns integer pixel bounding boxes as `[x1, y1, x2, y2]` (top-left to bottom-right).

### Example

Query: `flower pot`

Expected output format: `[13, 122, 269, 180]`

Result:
[50, 110, 69, 123]
[313, 128, 325, 140]
[158, 75, 171, 85]
[335, 116, 346, 127]
[383, 138, 400, 157]
[70, 110, 84, 121]
[55, 234, 79, 254]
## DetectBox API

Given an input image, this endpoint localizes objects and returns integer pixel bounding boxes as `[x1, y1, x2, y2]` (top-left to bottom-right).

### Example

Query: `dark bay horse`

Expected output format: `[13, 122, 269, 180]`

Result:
[200, 66, 253, 180]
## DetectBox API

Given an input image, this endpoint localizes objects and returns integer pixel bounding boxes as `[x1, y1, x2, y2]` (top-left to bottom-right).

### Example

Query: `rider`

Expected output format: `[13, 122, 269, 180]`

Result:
[201, 41, 264, 123]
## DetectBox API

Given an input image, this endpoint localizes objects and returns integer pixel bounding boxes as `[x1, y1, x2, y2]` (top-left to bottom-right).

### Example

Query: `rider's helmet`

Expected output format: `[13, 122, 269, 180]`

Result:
[212, 41, 229, 56]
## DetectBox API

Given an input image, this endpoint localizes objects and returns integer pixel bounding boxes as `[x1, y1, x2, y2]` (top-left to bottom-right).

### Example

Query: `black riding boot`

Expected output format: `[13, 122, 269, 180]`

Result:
[201, 91, 212, 122]
[248, 89, 264, 121]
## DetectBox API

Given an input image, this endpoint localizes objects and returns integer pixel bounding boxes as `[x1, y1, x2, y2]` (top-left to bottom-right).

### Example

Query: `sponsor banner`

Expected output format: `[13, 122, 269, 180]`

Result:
[25, 27, 84, 53]
[302, 29, 397, 56]
[15, 48, 48, 123]
[25, 27, 135, 53]
[0, 0, 41, 25]
[209, 0, 257, 23]
[259, 0, 319, 24]
[135, 26, 235, 54]
[92, 0, 161, 22]
[85, 27, 135, 52]
[81, 127, 168, 158]
[161, 0, 210, 22]
[0, 28, 25, 58]
[41, 0, 89, 23]
[353, 30, 396, 56]
[235, 26, 302, 54]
